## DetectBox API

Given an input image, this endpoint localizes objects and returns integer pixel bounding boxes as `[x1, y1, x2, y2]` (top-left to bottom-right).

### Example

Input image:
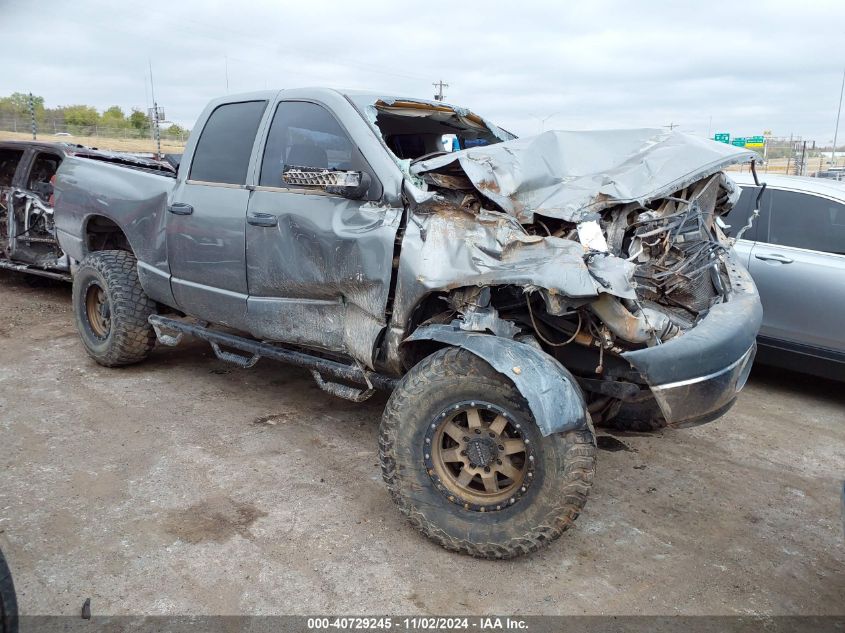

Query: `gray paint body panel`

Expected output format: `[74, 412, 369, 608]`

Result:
[166, 184, 252, 329]
[53, 154, 175, 305]
[245, 190, 401, 363]
[410, 129, 758, 223]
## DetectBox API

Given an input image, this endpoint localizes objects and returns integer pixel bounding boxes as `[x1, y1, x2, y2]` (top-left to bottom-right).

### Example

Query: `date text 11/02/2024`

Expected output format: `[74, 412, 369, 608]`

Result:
[306, 616, 529, 630]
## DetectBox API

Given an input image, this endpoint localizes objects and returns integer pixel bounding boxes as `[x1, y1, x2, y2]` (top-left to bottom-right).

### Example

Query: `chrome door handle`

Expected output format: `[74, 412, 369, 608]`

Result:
[168, 202, 194, 215]
[247, 212, 278, 227]
[755, 253, 793, 264]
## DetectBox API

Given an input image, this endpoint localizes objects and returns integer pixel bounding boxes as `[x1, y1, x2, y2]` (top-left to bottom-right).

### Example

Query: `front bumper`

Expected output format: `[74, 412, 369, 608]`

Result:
[621, 251, 762, 427]
[649, 343, 755, 427]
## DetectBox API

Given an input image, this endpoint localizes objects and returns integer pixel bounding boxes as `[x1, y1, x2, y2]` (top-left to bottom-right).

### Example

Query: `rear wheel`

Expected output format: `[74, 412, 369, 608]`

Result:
[379, 347, 596, 559]
[72, 250, 156, 367]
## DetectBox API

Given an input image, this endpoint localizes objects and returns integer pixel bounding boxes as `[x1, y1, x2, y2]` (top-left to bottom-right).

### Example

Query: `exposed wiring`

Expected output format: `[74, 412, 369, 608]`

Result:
[525, 295, 582, 347]
[536, 220, 552, 236]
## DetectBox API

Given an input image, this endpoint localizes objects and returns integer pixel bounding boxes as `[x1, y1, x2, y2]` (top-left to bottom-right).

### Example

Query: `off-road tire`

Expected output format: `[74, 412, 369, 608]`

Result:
[72, 250, 156, 367]
[379, 347, 596, 559]
[0, 547, 18, 633]
[598, 395, 668, 432]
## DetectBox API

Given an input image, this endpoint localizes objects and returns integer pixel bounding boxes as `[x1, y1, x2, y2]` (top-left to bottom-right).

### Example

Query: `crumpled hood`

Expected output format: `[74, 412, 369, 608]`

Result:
[411, 128, 758, 223]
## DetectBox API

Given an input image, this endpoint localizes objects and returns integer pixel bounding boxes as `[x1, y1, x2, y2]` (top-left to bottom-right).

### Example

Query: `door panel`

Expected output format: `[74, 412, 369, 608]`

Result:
[245, 190, 401, 366]
[167, 184, 250, 328]
[749, 243, 845, 352]
[166, 99, 268, 329]
[243, 99, 400, 367]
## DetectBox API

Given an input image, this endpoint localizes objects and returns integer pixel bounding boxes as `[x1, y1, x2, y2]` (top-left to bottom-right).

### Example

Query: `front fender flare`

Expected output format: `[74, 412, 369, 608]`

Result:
[404, 324, 589, 436]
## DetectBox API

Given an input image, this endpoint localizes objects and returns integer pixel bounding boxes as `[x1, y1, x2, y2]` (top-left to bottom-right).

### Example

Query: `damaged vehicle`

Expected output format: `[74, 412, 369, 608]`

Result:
[1, 143, 70, 280]
[0, 142, 174, 281]
[21, 89, 762, 558]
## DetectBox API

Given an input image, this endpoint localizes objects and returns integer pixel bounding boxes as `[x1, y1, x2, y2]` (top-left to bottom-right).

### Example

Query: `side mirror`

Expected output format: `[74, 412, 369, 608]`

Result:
[282, 166, 371, 200]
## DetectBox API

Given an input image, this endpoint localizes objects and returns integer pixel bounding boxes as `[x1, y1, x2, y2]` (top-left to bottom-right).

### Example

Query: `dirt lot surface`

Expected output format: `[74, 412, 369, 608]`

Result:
[0, 130, 185, 155]
[0, 272, 843, 616]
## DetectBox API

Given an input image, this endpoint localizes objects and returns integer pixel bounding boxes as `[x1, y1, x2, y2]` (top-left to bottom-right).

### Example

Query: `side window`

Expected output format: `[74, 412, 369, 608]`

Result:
[259, 101, 355, 188]
[766, 189, 845, 255]
[189, 101, 267, 185]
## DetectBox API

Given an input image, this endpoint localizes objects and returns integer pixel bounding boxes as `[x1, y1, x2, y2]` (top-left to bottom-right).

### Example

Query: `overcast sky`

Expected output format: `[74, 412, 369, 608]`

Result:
[4, 0, 844, 142]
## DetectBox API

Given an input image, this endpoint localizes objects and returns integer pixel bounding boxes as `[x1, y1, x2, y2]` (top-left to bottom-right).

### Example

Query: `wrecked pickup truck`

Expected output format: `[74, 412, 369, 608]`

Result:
[32, 89, 763, 558]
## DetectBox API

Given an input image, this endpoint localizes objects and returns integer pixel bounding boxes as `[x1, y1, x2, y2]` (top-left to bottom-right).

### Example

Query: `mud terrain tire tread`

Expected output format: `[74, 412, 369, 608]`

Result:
[379, 346, 596, 559]
[72, 250, 156, 367]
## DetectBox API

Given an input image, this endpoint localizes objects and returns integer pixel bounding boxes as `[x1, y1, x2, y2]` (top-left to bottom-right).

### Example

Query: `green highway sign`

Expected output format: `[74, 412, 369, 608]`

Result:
[731, 138, 747, 147]
[714, 133, 730, 144]
[746, 136, 765, 148]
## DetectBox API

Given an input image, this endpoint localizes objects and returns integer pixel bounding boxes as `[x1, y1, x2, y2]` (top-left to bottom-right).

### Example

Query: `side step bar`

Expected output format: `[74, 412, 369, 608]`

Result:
[148, 315, 398, 399]
[0, 259, 71, 282]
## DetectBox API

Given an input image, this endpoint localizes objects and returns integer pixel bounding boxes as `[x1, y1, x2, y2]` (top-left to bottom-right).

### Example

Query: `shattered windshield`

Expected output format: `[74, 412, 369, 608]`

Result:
[347, 95, 514, 162]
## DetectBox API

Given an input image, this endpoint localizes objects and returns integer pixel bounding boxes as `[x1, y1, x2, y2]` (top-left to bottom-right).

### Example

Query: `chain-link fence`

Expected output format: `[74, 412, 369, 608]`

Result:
[0, 116, 188, 144]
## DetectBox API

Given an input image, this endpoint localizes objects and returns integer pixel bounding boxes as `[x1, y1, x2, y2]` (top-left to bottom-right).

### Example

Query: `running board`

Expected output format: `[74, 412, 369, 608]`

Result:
[148, 314, 397, 398]
[0, 259, 71, 282]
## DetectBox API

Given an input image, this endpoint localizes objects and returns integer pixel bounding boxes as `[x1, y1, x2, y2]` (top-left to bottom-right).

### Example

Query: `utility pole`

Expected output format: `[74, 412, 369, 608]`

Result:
[28, 92, 36, 140]
[148, 60, 162, 159]
[665, 122, 679, 131]
[225, 56, 230, 94]
[433, 80, 449, 102]
[798, 140, 807, 176]
[832, 67, 845, 167]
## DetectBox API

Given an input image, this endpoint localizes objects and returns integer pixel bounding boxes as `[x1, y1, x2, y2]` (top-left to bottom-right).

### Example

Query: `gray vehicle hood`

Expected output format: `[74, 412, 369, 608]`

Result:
[410, 128, 758, 223]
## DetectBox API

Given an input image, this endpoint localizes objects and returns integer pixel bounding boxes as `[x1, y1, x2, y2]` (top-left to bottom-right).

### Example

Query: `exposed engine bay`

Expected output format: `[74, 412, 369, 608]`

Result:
[416, 166, 736, 338]
[405, 170, 740, 375]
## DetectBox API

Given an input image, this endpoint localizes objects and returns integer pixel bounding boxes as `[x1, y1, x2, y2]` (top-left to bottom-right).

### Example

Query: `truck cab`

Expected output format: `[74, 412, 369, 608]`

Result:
[160, 90, 404, 368]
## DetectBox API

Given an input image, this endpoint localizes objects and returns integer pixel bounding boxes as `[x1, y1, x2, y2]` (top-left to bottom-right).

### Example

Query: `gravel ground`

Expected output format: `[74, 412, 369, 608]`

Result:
[0, 271, 842, 616]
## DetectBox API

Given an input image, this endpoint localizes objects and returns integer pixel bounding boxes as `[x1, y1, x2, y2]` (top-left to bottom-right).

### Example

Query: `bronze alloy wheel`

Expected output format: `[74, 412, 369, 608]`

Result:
[424, 401, 535, 512]
[84, 282, 111, 339]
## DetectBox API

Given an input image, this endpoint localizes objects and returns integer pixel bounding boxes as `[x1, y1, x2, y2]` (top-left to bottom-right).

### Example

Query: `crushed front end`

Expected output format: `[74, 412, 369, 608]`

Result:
[357, 98, 762, 429]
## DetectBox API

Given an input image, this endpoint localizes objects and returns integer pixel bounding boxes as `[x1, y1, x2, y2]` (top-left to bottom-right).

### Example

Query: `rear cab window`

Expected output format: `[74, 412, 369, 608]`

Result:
[189, 101, 267, 185]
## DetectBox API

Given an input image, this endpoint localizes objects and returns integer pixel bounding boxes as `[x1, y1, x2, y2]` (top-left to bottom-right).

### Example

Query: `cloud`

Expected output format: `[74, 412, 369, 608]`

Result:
[3, 0, 844, 141]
